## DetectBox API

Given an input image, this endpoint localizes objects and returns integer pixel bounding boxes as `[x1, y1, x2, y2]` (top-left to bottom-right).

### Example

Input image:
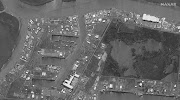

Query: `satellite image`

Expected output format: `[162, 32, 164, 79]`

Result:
[0, 0, 180, 100]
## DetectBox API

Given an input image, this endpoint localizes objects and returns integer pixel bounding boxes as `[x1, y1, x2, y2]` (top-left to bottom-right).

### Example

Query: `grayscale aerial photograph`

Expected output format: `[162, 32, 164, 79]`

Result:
[0, 0, 180, 100]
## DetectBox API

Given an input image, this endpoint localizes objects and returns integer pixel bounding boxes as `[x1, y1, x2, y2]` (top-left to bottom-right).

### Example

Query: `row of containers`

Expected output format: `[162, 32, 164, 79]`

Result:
[97, 76, 180, 98]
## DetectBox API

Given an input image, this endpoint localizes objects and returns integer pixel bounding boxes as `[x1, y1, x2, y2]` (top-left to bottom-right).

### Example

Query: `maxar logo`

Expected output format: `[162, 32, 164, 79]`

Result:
[160, 3, 176, 7]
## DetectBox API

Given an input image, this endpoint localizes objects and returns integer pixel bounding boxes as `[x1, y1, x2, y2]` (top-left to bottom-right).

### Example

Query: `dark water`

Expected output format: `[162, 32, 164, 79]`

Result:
[0, 12, 20, 72]
[19, 0, 54, 6]
[62, 0, 76, 2]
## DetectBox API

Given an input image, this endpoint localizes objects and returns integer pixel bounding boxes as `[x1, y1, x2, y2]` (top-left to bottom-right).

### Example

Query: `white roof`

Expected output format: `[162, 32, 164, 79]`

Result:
[63, 81, 73, 89]
[142, 14, 160, 23]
